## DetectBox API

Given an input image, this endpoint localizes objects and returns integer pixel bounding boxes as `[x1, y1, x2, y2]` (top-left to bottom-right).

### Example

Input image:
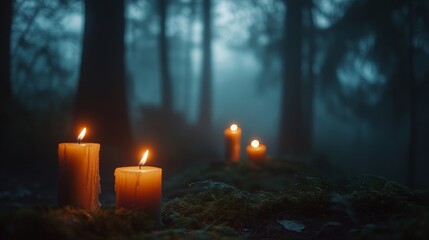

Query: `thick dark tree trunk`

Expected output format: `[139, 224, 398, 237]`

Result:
[278, 0, 309, 155]
[0, 0, 13, 167]
[407, 0, 416, 187]
[0, 0, 12, 107]
[75, 0, 132, 185]
[278, 0, 306, 155]
[302, 0, 315, 153]
[159, 0, 172, 111]
[198, 0, 212, 130]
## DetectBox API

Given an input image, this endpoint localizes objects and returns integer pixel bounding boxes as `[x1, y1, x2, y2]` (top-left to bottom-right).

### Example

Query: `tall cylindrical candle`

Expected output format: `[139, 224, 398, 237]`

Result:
[114, 150, 162, 221]
[224, 124, 242, 162]
[58, 128, 100, 210]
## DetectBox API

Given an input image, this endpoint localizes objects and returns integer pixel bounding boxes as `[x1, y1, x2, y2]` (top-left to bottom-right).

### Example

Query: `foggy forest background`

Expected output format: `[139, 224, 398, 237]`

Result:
[0, 0, 428, 199]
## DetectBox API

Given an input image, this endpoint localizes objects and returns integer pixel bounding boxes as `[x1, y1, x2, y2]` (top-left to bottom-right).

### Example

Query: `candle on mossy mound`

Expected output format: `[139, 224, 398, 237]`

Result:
[115, 149, 162, 222]
[58, 128, 101, 211]
[246, 139, 267, 163]
[224, 123, 242, 162]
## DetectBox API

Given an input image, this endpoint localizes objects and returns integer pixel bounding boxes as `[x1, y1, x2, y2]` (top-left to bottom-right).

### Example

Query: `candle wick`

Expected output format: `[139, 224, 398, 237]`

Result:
[139, 165, 141, 170]
[78, 139, 81, 144]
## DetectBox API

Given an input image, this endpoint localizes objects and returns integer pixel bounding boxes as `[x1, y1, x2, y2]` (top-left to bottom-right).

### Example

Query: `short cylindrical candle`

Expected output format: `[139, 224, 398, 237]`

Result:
[58, 128, 100, 211]
[114, 150, 162, 221]
[246, 139, 267, 163]
[224, 124, 242, 162]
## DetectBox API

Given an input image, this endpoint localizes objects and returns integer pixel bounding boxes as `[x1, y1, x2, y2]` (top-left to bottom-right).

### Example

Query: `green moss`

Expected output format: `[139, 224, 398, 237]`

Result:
[163, 176, 330, 230]
[345, 175, 429, 219]
[2, 160, 429, 239]
[133, 225, 243, 240]
[4, 208, 73, 240]
[1, 207, 160, 240]
[165, 159, 321, 198]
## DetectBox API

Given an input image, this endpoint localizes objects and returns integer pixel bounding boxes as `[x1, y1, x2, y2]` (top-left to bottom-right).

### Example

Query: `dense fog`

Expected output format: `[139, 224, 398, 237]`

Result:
[1, 0, 428, 200]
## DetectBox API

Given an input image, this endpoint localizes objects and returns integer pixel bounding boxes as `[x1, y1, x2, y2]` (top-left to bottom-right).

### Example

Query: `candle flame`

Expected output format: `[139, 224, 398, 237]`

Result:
[251, 140, 259, 148]
[230, 124, 238, 131]
[139, 150, 149, 166]
[77, 128, 86, 142]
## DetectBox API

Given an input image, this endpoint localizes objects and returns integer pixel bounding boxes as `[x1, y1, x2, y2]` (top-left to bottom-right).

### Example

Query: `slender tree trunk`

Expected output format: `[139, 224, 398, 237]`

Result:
[198, 0, 212, 130]
[184, 0, 195, 115]
[407, 0, 416, 187]
[159, 0, 172, 111]
[278, 0, 305, 155]
[75, 0, 132, 181]
[0, 0, 12, 107]
[0, 0, 13, 166]
[302, 1, 315, 153]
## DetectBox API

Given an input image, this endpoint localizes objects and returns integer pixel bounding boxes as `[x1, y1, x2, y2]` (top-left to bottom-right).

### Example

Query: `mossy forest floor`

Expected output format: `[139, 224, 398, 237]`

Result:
[1, 159, 429, 239]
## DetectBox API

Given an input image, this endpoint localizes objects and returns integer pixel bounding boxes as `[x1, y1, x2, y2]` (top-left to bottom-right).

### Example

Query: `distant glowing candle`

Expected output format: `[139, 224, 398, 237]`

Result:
[58, 128, 100, 210]
[224, 123, 242, 162]
[115, 149, 162, 221]
[246, 139, 267, 163]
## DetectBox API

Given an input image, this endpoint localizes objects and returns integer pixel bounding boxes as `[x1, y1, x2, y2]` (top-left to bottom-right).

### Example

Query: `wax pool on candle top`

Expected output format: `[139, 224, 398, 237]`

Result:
[224, 124, 242, 162]
[58, 128, 100, 211]
[246, 139, 267, 163]
[114, 150, 162, 221]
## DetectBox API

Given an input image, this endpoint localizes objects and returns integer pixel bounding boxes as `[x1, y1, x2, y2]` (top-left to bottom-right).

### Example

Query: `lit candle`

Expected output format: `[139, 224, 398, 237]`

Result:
[224, 123, 242, 162]
[246, 139, 267, 163]
[114, 150, 162, 221]
[58, 128, 101, 210]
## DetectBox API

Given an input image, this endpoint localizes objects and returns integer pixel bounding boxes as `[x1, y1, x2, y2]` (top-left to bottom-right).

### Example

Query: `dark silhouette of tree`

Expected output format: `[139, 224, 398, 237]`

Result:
[317, 0, 429, 186]
[278, 0, 306, 155]
[0, 0, 13, 166]
[159, 0, 173, 111]
[407, 0, 416, 187]
[75, 0, 132, 180]
[183, 0, 196, 114]
[302, 0, 315, 154]
[11, 0, 81, 110]
[198, 0, 212, 130]
[232, 0, 313, 156]
[318, 0, 411, 122]
[0, 0, 82, 173]
[0, 0, 12, 108]
[245, 0, 284, 91]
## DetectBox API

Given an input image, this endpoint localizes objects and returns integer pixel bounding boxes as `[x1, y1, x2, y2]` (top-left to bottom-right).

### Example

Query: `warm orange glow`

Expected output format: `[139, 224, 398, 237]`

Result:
[77, 128, 86, 141]
[139, 150, 149, 166]
[230, 124, 238, 131]
[251, 140, 260, 148]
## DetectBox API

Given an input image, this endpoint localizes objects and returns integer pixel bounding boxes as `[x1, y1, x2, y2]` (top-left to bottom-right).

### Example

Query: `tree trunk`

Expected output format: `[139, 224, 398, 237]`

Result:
[0, 0, 13, 167]
[0, 0, 12, 107]
[302, 0, 315, 153]
[184, 0, 195, 116]
[75, 0, 132, 184]
[407, 0, 416, 188]
[278, 0, 306, 155]
[198, 0, 212, 130]
[159, 0, 173, 111]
